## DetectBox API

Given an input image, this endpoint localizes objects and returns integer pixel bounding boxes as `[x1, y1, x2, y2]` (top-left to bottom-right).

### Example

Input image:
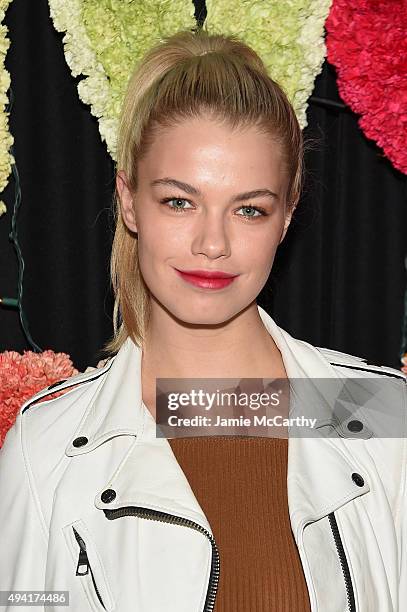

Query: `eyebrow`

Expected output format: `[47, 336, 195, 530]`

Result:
[150, 177, 279, 202]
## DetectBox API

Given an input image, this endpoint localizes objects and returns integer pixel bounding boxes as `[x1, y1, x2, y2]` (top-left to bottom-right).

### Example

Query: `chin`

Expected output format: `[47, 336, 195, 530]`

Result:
[149, 286, 254, 326]
[169, 301, 243, 327]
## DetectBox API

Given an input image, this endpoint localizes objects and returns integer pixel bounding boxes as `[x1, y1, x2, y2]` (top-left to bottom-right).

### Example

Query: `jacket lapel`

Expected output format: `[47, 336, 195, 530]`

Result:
[65, 334, 213, 532]
[94, 407, 213, 532]
[257, 308, 371, 541]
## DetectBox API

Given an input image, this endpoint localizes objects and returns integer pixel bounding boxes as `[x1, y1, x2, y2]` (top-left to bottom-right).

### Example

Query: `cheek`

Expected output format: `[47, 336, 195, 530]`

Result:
[238, 226, 281, 272]
[136, 217, 181, 272]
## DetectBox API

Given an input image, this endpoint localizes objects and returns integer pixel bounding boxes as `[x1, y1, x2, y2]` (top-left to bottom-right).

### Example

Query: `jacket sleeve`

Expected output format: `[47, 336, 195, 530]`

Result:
[0, 410, 49, 598]
[399, 434, 407, 606]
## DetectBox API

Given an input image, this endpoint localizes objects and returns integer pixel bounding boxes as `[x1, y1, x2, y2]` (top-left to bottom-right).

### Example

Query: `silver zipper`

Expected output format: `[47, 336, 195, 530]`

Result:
[73, 526, 107, 610]
[103, 505, 220, 612]
[328, 512, 356, 612]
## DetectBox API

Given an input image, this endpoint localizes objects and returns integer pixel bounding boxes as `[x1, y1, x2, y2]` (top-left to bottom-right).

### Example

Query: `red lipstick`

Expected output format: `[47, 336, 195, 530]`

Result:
[174, 268, 239, 289]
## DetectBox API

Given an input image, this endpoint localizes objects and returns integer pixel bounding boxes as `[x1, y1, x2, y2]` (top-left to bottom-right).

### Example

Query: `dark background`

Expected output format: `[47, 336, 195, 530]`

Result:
[0, 0, 406, 372]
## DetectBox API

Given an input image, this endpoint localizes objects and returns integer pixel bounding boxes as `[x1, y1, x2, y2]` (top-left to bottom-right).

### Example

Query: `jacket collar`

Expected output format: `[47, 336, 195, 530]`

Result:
[65, 305, 371, 537]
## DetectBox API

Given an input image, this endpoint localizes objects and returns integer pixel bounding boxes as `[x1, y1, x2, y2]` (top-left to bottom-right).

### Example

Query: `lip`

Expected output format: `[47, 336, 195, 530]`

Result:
[175, 268, 238, 279]
[174, 267, 239, 290]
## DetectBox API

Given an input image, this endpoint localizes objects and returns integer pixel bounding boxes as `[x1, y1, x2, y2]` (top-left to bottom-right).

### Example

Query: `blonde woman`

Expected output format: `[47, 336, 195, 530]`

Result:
[0, 28, 406, 612]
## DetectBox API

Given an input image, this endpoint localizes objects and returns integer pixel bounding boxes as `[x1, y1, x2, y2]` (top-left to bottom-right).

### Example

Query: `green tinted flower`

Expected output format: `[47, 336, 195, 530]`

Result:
[49, 0, 195, 160]
[205, 0, 332, 129]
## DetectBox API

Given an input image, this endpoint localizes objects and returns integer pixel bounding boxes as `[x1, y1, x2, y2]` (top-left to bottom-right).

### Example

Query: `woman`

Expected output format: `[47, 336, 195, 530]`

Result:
[0, 28, 406, 612]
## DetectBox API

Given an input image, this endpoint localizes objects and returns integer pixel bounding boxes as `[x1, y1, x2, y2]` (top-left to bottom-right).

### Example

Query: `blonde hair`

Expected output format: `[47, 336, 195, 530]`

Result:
[99, 26, 305, 358]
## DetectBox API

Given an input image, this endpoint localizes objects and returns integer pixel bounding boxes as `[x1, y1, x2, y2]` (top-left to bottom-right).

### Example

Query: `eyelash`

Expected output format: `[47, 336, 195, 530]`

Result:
[159, 196, 268, 220]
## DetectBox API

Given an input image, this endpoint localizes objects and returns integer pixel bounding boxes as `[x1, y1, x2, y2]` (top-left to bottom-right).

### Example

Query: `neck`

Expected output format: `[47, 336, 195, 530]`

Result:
[141, 300, 287, 380]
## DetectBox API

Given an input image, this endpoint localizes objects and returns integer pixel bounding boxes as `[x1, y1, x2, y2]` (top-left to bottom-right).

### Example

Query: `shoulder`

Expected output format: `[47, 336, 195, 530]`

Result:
[315, 347, 406, 511]
[314, 345, 406, 455]
[1, 357, 117, 509]
[7, 357, 116, 465]
[315, 345, 407, 382]
[11, 357, 116, 461]
[20, 355, 115, 417]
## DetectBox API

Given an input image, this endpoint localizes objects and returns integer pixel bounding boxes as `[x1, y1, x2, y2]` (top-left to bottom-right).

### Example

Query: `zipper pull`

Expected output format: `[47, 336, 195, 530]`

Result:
[73, 527, 90, 576]
[76, 548, 90, 576]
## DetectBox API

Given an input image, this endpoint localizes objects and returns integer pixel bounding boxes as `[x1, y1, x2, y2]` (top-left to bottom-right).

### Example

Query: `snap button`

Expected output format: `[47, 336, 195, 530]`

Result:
[351, 472, 364, 487]
[72, 436, 88, 447]
[347, 419, 363, 433]
[101, 489, 116, 503]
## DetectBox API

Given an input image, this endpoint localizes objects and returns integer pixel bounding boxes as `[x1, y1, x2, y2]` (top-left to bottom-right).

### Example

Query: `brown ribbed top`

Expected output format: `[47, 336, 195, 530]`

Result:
[168, 436, 311, 612]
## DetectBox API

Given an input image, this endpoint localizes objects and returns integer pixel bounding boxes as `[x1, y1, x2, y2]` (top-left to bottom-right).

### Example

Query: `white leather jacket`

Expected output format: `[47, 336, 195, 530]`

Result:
[0, 305, 406, 612]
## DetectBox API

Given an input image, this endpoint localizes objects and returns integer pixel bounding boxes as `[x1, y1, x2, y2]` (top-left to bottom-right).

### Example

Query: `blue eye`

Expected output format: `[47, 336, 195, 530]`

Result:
[160, 197, 193, 212]
[237, 206, 266, 219]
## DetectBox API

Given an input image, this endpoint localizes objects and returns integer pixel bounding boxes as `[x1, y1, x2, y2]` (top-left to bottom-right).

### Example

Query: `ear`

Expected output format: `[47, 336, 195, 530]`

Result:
[116, 170, 138, 234]
[279, 202, 296, 245]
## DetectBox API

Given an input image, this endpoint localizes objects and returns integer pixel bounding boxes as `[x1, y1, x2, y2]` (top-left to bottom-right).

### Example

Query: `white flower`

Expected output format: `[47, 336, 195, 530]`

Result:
[0, 0, 13, 216]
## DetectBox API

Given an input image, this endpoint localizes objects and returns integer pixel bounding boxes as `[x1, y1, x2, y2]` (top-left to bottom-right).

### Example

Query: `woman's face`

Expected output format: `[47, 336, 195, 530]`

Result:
[117, 114, 294, 325]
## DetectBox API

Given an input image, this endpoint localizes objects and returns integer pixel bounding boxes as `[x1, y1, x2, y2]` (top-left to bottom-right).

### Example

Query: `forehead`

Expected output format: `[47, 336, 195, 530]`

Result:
[138, 116, 287, 192]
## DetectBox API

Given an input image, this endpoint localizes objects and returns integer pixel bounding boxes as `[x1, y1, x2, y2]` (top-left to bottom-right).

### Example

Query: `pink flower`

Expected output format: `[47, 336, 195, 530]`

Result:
[0, 350, 80, 448]
[326, 0, 407, 175]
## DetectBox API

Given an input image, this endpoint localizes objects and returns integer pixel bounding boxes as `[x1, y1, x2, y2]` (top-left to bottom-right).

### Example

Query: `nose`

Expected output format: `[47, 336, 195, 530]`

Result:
[191, 211, 231, 259]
